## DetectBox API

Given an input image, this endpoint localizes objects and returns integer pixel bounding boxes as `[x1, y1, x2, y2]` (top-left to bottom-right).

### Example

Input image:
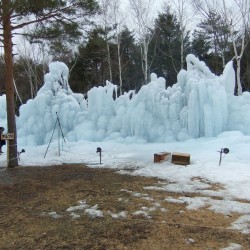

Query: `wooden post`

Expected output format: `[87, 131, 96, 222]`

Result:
[7, 139, 9, 164]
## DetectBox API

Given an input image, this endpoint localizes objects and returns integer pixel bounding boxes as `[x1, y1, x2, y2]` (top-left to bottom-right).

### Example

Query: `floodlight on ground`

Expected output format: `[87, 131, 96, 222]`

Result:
[218, 148, 229, 166]
[96, 147, 102, 164]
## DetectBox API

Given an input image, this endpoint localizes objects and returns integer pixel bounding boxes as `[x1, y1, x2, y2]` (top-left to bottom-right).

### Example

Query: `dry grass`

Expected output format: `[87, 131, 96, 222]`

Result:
[0, 164, 249, 249]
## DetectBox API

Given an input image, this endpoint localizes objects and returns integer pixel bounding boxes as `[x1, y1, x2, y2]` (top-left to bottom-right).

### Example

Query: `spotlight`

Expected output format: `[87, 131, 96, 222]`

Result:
[218, 148, 229, 166]
[96, 147, 102, 153]
[18, 149, 25, 161]
[222, 148, 229, 154]
[96, 147, 102, 164]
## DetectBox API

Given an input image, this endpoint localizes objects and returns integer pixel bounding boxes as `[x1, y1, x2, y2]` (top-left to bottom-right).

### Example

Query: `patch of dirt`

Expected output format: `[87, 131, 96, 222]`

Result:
[0, 164, 249, 250]
[191, 176, 225, 191]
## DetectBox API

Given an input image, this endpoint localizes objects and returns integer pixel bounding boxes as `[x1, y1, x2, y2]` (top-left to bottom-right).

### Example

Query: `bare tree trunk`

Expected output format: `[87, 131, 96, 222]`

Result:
[100, 0, 113, 82]
[13, 79, 23, 104]
[117, 33, 123, 95]
[140, 44, 146, 82]
[221, 53, 225, 68]
[106, 42, 112, 82]
[111, 0, 123, 94]
[143, 40, 148, 83]
[221, 0, 249, 96]
[232, 37, 243, 95]
[179, 1, 184, 69]
[180, 33, 184, 69]
[129, 0, 154, 84]
[2, 1, 18, 167]
[225, 0, 242, 95]
[16, 37, 48, 98]
[26, 63, 35, 98]
[236, 58, 242, 95]
[171, 0, 194, 69]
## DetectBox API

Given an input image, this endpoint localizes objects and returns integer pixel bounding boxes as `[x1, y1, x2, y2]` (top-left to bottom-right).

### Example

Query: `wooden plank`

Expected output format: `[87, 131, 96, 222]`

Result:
[171, 152, 190, 165]
[154, 152, 171, 163]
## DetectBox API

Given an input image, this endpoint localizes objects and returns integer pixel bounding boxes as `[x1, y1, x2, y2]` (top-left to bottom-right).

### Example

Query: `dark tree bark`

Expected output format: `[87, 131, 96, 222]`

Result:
[2, 0, 18, 167]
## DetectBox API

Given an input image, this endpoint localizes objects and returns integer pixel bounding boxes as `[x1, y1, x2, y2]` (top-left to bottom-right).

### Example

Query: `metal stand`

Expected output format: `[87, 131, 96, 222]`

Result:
[44, 112, 66, 158]
[18, 149, 25, 161]
[96, 147, 102, 164]
[218, 148, 229, 166]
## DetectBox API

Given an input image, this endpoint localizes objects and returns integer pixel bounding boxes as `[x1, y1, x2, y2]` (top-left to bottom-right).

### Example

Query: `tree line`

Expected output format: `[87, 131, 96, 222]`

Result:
[1, 0, 250, 107]
[0, 0, 250, 167]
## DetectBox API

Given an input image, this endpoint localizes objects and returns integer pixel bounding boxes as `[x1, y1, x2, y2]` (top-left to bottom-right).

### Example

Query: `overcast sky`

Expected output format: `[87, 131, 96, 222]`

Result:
[121, 0, 165, 16]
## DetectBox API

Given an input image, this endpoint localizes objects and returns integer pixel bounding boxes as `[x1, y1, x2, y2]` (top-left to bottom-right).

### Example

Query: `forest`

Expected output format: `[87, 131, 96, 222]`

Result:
[1, 0, 250, 108]
[1, 0, 250, 168]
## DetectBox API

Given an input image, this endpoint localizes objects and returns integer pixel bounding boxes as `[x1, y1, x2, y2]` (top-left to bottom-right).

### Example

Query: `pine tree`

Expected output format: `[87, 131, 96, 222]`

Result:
[0, 0, 98, 167]
[193, 11, 231, 74]
[149, 6, 190, 86]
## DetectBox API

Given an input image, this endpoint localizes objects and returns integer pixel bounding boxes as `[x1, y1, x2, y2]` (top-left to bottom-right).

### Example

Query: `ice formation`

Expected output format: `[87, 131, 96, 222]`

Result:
[0, 94, 7, 129]
[1, 54, 250, 146]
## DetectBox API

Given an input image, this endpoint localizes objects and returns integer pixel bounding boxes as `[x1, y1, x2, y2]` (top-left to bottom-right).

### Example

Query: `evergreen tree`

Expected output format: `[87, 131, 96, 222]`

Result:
[191, 29, 212, 65]
[118, 27, 143, 91]
[192, 11, 231, 75]
[69, 28, 109, 92]
[69, 27, 143, 93]
[0, 0, 98, 167]
[240, 36, 250, 92]
[149, 6, 190, 86]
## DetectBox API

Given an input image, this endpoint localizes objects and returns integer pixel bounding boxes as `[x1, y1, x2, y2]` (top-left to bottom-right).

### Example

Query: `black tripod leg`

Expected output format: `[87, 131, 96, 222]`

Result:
[56, 113, 66, 143]
[57, 117, 66, 143]
[44, 119, 58, 158]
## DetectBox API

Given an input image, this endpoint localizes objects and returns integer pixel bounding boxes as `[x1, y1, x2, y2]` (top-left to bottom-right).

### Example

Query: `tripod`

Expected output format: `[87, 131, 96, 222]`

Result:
[44, 112, 66, 158]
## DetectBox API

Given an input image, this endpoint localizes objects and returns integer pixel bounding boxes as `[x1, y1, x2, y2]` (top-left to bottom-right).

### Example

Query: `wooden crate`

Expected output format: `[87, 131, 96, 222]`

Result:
[154, 152, 171, 163]
[171, 152, 190, 165]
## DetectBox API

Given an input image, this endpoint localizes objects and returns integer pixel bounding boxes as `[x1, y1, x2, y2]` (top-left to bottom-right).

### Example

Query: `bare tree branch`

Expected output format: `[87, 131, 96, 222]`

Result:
[12, 13, 58, 30]
[129, 0, 155, 83]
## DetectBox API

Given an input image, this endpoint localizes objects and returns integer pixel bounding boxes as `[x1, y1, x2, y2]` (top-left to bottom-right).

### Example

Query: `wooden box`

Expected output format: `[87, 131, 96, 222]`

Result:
[154, 152, 171, 163]
[171, 152, 190, 165]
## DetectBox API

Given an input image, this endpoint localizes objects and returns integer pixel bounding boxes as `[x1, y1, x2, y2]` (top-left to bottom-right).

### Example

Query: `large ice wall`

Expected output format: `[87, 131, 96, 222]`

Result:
[0, 94, 7, 129]
[1, 55, 250, 146]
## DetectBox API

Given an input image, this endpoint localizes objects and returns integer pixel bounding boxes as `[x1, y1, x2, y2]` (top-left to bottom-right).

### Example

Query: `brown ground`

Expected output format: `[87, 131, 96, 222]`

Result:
[0, 164, 249, 250]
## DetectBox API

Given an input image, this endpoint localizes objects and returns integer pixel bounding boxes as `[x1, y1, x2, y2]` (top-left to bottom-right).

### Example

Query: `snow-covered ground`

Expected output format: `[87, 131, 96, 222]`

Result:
[0, 55, 250, 248]
[1, 131, 250, 241]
